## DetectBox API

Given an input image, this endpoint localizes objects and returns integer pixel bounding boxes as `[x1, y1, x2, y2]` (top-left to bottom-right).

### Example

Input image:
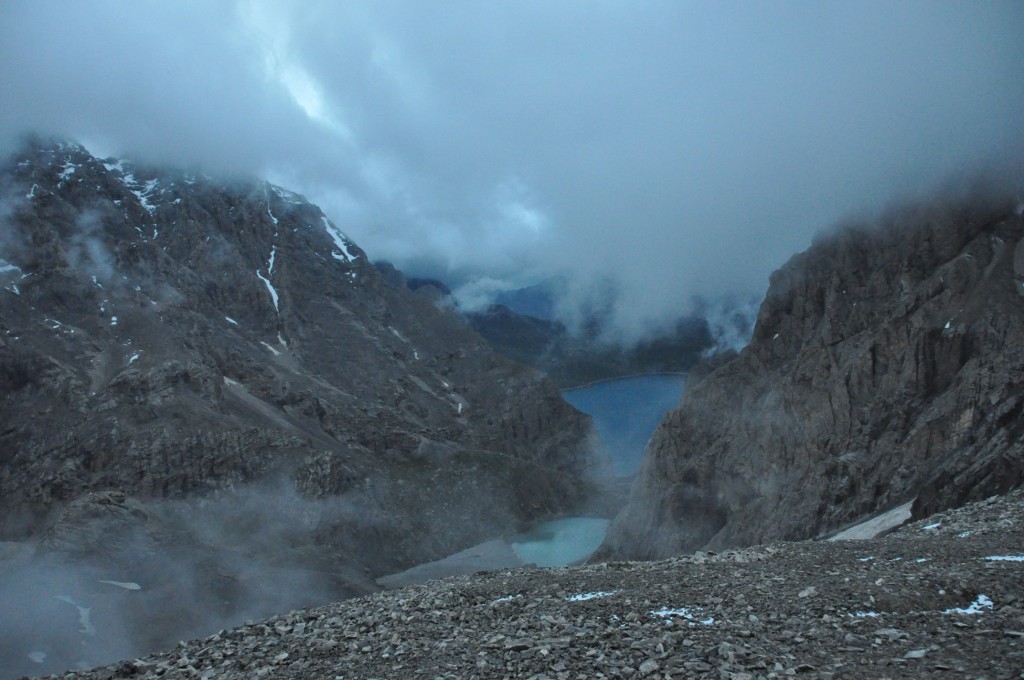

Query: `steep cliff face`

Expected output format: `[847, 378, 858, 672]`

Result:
[601, 192, 1024, 560]
[0, 139, 601, 573]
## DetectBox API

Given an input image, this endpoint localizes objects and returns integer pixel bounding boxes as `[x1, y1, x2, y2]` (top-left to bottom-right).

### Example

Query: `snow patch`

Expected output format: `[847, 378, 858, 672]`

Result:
[278, 332, 288, 348]
[128, 352, 141, 364]
[268, 246, 277, 275]
[260, 341, 281, 356]
[943, 594, 993, 616]
[58, 161, 77, 181]
[55, 595, 95, 635]
[256, 269, 280, 312]
[650, 607, 715, 625]
[98, 579, 141, 590]
[492, 594, 522, 604]
[984, 555, 1024, 562]
[321, 216, 357, 262]
[923, 522, 941, 530]
[566, 591, 619, 602]
[111, 316, 118, 326]
[225, 316, 239, 325]
[849, 611, 880, 618]
[26, 183, 39, 199]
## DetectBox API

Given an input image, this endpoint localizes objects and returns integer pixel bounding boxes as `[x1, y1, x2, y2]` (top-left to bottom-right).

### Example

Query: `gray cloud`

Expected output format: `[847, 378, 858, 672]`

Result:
[3, 0, 1022, 342]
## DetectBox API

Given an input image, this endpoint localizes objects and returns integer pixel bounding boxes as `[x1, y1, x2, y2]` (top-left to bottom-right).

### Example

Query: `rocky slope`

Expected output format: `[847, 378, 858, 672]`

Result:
[600, 191, 1024, 560]
[35, 489, 1024, 679]
[0, 139, 604, 675]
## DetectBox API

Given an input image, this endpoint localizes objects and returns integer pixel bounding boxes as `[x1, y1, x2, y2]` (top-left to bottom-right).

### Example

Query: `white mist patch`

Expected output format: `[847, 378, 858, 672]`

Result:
[510, 517, 609, 567]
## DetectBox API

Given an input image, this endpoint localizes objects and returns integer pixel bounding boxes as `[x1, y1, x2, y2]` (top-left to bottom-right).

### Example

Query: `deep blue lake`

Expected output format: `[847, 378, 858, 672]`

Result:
[562, 374, 686, 477]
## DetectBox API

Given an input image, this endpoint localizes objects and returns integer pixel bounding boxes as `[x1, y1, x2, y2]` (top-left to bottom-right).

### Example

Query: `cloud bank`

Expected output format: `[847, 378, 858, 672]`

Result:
[2, 0, 1022, 341]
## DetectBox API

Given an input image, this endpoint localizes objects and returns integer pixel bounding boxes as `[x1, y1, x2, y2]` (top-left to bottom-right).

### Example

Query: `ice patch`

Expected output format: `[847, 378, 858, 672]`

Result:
[943, 594, 993, 615]
[55, 595, 95, 635]
[915, 558, 930, 563]
[256, 269, 279, 312]
[923, 522, 941, 530]
[128, 352, 141, 364]
[321, 216, 357, 261]
[260, 341, 281, 356]
[985, 555, 1024, 562]
[268, 246, 277, 275]
[649, 607, 715, 625]
[98, 580, 141, 590]
[225, 316, 239, 325]
[566, 591, 619, 602]
[858, 556, 874, 562]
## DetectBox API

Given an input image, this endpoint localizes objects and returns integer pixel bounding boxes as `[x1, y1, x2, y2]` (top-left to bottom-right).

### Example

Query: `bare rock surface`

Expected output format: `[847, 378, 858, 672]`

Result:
[36, 490, 1024, 679]
[601, 192, 1024, 560]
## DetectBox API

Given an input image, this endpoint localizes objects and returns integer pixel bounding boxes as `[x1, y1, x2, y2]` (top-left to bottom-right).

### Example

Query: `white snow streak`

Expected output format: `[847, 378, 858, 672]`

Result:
[225, 316, 239, 325]
[98, 580, 142, 590]
[128, 352, 141, 364]
[985, 555, 1024, 562]
[256, 269, 279, 312]
[321, 216, 357, 262]
[259, 341, 281, 356]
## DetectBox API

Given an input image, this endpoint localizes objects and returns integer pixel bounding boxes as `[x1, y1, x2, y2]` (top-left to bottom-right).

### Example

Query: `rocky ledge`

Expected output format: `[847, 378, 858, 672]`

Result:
[39, 490, 1024, 679]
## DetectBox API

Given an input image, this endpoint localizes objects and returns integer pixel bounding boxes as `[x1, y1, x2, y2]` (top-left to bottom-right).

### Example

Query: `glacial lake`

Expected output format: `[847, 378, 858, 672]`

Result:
[506, 374, 687, 567]
[562, 374, 686, 477]
[510, 517, 610, 567]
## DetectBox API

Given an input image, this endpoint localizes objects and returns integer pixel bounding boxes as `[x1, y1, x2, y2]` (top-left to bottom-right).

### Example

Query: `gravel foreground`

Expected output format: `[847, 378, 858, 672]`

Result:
[39, 491, 1024, 680]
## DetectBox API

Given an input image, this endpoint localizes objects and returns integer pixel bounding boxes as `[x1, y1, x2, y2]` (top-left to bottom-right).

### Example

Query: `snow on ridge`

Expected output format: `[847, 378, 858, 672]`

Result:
[321, 215, 357, 262]
[58, 161, 77, 181]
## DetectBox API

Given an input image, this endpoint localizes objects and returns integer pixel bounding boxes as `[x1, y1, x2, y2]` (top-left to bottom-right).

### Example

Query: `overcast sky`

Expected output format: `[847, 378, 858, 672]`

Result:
[2, 1, 1022, 341]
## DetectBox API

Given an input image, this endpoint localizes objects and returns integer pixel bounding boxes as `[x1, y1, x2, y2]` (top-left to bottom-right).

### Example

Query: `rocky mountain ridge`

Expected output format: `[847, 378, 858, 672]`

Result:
[600, 190, 1024, 560]
[0, 139, 603, 676]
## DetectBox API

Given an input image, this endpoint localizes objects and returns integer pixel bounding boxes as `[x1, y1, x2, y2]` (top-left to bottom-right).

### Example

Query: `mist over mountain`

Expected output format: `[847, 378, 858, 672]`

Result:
[0, 139, 604, 677]
[3, 2, 1022, 343]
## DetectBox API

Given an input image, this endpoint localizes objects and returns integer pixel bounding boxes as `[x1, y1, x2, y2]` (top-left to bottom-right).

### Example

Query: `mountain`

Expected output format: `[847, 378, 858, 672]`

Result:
[600, 189, 1024, 560]
[0, 139, 603, 674]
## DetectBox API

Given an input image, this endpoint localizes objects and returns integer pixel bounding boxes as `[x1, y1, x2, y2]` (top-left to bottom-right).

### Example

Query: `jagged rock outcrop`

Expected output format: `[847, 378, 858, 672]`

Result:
[600, 191, 1024, 560]
[0, 139, 601, 579]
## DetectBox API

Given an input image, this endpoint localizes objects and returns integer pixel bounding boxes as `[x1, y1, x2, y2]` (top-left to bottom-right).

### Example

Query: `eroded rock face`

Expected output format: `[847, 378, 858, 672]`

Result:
[0, 139, 602, 572]
[601, 193, 1024, 560]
